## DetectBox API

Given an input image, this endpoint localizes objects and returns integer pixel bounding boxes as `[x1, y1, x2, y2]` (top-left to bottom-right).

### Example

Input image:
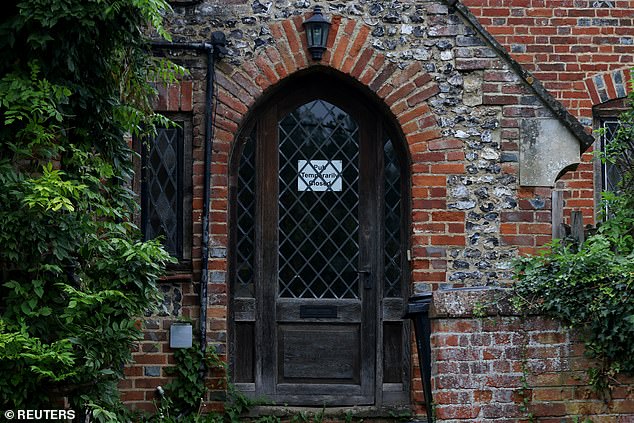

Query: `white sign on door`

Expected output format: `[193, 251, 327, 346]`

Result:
[298, 160, 342, 192]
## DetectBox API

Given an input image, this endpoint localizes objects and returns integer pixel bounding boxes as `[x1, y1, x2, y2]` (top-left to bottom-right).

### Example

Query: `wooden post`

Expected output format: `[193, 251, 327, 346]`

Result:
[571, 210, 585, 244]
[552, 191, 565, 240]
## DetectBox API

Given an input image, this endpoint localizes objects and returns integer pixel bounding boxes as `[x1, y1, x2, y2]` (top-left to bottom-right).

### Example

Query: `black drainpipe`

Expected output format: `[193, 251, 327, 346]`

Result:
[151, 32, 227, 380]
[170, 0, 204, 7]
[404, 294, 434, 423]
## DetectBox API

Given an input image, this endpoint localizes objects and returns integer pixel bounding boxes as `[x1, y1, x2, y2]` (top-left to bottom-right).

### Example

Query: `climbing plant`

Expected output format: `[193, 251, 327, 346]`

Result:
[149, 344, 368, 422]
[512, 80, 634, 395]
[0, 0, 184, 420]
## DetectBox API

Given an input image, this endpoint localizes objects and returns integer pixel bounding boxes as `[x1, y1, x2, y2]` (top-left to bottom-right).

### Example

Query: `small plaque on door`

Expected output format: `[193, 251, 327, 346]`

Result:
[298, 160, 342, 192]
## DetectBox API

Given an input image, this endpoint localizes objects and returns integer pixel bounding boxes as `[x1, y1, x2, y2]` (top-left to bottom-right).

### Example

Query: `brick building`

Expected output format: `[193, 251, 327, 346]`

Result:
[123, 0, 634, 421]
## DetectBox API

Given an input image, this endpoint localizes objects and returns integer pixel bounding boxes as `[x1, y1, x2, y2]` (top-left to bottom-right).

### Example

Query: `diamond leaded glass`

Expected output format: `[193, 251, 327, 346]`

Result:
[601, 120, 622, 193]
[383, 139, 402, 298]
[235, 132, 256, 298]
[278, 100, 360, 299]
[143, 127, 182, 258]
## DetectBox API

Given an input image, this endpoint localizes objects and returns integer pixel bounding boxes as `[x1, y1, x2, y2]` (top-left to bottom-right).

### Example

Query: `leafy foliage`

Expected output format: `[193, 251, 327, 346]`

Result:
[164, 343, 213, 414]
[0, 0, 182, 420]
[513, 80, 634, 394]
[148, 345, 264, 423]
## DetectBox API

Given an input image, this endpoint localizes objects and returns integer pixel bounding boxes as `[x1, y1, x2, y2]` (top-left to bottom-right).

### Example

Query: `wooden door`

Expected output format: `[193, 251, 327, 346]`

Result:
[263, 98, 377, 405]
[230, 79, 409, 407]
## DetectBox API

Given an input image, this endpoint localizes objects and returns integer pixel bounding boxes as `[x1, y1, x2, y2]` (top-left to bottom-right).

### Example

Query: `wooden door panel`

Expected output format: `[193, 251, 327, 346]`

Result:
[234, 322, 255, 383]
[278, 324, 360, 384]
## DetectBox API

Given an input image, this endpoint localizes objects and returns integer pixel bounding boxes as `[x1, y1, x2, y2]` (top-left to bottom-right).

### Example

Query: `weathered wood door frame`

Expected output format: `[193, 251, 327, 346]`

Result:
[228, 71, 411, 408]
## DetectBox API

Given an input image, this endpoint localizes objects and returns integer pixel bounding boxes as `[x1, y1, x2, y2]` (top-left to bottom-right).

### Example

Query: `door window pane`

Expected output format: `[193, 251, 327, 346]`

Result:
[278, 100, 360, 299]
[235, 131, 257, 298]
[384, 138, 402, 298]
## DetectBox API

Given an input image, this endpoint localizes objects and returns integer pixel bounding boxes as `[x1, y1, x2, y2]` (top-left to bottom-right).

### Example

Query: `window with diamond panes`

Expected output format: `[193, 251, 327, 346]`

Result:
[600, 119, 623, 193]
[235, 132, 256, 298]
[278, 100, 360, 299]
[383, 138, 402, 298]
[142, 126, 183, 259]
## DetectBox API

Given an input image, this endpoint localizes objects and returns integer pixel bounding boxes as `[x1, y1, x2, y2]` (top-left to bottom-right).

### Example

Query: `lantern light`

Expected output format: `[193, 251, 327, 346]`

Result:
[302, 6, 331, 61]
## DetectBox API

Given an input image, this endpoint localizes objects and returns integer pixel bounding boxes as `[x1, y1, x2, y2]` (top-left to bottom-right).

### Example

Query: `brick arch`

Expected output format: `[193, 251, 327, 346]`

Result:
[212, 14, 467, 291]
[212, 13, 442, 158]
[217, 16, 451, 412]
[585, 68, 632, 106]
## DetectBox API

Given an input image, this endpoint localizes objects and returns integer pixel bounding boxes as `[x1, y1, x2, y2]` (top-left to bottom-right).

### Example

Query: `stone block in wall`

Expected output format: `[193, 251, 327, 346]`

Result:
[519, 118, 581, 187]
[462, 71, 483, 107]
[156, 284, 183, 317]
[431, 286, 516, 318]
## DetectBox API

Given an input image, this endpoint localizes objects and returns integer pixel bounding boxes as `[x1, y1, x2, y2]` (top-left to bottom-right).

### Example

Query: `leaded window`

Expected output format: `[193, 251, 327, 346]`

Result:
[141, 121, 192, 262]
[600, 119, 623, 193]
[594, 98, 630, 219]
[235, 131, 256, 298]
[277, 100, 360, 299]
[384, 138, 402, 298]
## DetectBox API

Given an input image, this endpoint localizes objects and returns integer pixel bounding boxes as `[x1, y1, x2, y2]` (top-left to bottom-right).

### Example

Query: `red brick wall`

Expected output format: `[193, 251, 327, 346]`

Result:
[121, 2, 634, 418]
[431, 289, 634, 422]
[120, 78, 208, 413]
[462, 0, 634, 224]
[461, 0, 633, 117]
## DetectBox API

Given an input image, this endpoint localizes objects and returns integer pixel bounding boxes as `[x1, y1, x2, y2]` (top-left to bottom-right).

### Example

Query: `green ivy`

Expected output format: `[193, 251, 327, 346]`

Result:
[148, 344, 262, 423]
[0, 0, 183, 420]
[512, 78, 634, 396]
[163, 343, 211, 414]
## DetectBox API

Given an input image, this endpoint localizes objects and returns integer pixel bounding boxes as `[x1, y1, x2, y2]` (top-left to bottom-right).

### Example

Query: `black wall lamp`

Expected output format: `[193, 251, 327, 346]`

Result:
[303, 6, 331, 61]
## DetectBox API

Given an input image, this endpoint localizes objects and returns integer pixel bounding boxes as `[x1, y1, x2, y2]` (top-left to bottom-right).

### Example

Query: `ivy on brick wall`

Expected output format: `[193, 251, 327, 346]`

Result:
[0, 0, 183, 420]
[513, 80, 634, 395]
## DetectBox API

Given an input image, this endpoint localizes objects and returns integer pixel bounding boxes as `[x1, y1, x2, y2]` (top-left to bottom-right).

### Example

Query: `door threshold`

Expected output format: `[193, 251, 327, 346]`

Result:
[244, 404, 414, 419]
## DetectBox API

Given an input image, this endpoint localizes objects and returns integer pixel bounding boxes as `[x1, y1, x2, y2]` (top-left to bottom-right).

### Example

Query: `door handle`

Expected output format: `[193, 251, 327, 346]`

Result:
[357, 267, 371, 290]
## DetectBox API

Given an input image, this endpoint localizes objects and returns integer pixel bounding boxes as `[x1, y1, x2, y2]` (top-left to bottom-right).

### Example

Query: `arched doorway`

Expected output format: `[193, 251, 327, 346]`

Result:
[229, 72, 410, 407]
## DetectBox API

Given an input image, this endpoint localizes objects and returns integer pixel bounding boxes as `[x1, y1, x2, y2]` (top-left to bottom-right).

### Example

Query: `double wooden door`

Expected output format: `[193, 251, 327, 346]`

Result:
[231, 80, 407, 407]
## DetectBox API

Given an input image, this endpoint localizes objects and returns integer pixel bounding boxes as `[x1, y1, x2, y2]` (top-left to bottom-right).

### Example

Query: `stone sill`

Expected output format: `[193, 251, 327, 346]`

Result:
[430, 286, 520, 318]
